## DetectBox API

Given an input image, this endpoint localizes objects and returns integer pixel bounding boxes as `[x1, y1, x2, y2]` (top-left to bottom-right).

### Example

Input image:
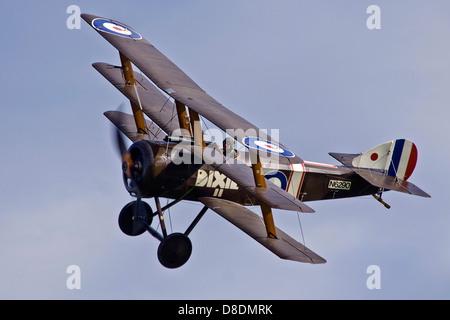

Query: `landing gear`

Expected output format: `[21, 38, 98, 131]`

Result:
[157, 233, 192, 269]
[118, 198, 208, 269]
[118, 200, 153, 236]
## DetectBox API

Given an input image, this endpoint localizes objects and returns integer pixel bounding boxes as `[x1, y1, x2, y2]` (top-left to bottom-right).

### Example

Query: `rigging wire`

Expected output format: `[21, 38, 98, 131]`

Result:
[164, 98, 176, 156]
[133, 83, 144, 111]
[296, 211, 306, 247]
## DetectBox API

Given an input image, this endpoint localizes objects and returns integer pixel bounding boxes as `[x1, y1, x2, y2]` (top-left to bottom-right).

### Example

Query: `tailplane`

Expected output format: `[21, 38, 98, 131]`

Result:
[330, 139, 430, 198]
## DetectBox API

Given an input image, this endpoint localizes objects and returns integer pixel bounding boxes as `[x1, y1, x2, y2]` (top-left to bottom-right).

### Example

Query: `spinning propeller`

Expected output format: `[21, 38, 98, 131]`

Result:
[116, 128, 134, 181]
[113, 122, 153, 237]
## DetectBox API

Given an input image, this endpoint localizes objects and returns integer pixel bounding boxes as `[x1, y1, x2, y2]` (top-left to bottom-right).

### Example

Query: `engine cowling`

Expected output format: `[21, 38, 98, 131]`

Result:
[123, 140, 155, 197]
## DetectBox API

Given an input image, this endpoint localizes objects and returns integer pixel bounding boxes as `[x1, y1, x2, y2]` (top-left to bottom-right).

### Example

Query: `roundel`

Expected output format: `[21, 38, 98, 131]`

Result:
[265, 171, 287, 190]
[242, 137, 295, 157]
[92, 18, 142, 39]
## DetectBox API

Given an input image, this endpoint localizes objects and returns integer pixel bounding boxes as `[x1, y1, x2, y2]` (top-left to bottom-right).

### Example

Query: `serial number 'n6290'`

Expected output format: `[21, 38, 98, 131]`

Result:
[328, 179, 352, 190]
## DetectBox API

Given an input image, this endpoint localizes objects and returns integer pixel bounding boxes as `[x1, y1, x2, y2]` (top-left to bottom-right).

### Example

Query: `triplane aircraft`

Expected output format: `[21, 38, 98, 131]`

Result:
[82, 14, 430, 268]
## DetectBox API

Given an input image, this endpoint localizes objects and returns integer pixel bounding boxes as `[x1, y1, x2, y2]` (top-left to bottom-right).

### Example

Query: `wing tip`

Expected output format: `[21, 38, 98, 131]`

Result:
[81, 13, 97, 23]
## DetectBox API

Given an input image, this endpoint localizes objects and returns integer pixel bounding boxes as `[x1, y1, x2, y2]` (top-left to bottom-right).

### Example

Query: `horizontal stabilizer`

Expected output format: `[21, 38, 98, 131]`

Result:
[199, 197, 326, 264]
[354, 169, 431, 198]
[328, 152, 360, 168]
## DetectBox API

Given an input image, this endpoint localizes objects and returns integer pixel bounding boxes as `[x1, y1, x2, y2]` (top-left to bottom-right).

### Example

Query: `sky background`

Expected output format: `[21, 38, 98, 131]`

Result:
[0, 0, 449, 299]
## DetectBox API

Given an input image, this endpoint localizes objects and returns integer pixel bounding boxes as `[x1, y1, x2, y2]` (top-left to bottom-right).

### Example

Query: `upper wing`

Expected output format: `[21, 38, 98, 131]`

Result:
[199, 197, 325, 264]
[82, 13, 302, 164]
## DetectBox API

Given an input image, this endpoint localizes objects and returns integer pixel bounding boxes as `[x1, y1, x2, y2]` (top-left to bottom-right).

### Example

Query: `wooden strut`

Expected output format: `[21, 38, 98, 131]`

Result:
[189, 109, 206, 148]
[119, 52, 147, 135]
[154, 197, 168, 239]
[175, 100, 206, 150]
[175, 100, 192, 136]
[251, 155, 278, 239]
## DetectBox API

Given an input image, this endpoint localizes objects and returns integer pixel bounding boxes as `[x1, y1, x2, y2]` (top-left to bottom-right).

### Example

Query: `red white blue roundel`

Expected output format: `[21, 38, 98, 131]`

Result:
[265, 171, 288, 190]
[92, 18, 142, 39]
[243, 137, 295, 157]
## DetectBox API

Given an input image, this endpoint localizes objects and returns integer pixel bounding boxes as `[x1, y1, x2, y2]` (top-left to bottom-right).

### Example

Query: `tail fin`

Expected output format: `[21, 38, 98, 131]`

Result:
[351, 139, 417, 181]
[329, 139, 430, 198]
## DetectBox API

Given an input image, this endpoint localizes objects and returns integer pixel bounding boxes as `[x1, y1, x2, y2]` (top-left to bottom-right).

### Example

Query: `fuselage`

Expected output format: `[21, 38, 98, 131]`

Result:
[134, 141, 379, 206]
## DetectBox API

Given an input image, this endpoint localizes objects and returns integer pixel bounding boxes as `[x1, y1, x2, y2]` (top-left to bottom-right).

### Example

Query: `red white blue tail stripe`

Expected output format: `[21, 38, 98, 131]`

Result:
[387, 139, 417, 181]
[351, 139, 418, 181]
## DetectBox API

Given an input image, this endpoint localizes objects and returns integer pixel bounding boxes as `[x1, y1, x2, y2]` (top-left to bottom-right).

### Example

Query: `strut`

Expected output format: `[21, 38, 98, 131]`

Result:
[119, 52, 147, 136]
[251, 154, 277, 239]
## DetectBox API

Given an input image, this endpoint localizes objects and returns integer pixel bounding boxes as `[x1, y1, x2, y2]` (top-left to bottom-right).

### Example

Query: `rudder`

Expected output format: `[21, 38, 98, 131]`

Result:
[351, 139, 418, 181]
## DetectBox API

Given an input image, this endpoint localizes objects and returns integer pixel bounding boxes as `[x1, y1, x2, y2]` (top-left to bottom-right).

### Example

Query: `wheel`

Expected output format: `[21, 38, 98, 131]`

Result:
[157, 233, 192, 269]
[118, 201, 153, 236]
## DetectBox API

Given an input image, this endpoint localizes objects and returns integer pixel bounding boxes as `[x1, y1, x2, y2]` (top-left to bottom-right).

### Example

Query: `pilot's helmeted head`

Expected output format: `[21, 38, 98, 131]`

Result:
[223, 137, 235, 151]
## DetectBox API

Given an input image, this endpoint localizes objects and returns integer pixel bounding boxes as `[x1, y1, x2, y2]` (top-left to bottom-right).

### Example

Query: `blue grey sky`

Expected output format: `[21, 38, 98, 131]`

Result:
[0, 0, 448, 299]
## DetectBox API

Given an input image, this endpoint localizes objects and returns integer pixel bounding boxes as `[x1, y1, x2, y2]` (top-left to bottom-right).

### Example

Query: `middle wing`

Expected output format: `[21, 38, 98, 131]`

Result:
[198, 146, 314, 213]
[94, 62, 179, 136]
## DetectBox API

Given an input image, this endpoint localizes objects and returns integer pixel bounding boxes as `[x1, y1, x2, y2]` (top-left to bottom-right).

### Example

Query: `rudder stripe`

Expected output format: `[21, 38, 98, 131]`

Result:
[388, 139, 405, 177]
